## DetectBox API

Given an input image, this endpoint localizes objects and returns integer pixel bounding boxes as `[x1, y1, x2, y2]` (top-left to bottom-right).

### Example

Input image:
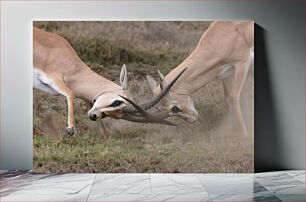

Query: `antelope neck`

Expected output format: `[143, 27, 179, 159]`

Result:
[67, 65, 122, 103]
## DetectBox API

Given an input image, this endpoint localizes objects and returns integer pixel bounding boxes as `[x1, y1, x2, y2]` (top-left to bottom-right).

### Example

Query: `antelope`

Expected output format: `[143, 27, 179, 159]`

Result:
[146, 21, 254, 136]
[33, 27, 185, 139]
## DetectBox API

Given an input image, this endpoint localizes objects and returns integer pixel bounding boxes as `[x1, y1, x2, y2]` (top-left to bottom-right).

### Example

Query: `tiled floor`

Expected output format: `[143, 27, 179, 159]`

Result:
[0, 170, 305, 201]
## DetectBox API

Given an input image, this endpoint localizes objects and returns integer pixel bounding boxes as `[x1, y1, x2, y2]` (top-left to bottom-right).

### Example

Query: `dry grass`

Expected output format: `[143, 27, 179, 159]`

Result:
[33, 21, 254, 173]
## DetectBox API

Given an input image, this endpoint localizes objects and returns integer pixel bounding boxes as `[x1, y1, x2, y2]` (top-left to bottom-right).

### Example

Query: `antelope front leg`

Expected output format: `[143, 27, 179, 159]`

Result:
[50, 76, 76, 136]
[97, 119, 110, 144]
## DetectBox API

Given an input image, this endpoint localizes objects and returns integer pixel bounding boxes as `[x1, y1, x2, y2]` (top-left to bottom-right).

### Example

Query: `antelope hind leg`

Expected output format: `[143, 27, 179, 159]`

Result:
[228, 62, 250, 136]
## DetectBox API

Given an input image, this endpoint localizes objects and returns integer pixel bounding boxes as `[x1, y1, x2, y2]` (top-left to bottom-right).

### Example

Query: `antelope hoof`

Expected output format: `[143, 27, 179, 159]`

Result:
[104, 138, 110, 145]
[66, 127, 75, 136]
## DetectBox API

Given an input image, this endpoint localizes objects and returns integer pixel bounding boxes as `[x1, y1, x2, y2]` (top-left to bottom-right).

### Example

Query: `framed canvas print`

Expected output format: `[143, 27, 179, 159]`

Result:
[33, 21, 254, 173]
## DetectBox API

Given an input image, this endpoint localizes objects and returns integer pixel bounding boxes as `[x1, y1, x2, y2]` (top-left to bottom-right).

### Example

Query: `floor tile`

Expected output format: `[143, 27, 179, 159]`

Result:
[0, 194, 88, 201]
[255, 171, 294, 181]
[1, 172, 54, 196]
[198, 174, 255, 195]
[210, 194, 281, 202]
[252, 194, 282, 202]
[1, 173, 95, 196]
[276, 194, 306, 202]
[1, 170, 306, 202]
[151, 174, 207, 195]
[253, 181, 272, 194]
[88, 194, 211, 201]
[256, 173, 305, 195]
[88, 194, 139, 201]
[141, 194, 211, 202]
[90, 174, 151, 195]
[286, 171, 305, 183]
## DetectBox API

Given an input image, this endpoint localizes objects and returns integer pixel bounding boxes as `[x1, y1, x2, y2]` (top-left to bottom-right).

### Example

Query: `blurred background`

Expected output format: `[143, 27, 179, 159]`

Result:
[33, 21, 254, 173]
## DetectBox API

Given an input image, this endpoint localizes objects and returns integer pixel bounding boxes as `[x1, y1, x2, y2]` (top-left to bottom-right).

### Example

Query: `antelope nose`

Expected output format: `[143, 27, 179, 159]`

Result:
[90, 113, 97, 121]
[189, 118, 197, 124]
[188, 111, 198, 123]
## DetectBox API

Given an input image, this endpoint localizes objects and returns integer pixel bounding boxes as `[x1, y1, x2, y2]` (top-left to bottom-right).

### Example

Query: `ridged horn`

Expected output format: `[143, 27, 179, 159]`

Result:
[123, 67, 187, 113]
[120, 96, 175, 126]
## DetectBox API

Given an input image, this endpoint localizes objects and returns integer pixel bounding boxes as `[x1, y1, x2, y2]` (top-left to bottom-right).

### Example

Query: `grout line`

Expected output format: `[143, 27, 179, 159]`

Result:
[149, 173, 153, 194]
[195, 175, 212, 201]
[85, 174, 97, 202]
[254, 179, 283, 199]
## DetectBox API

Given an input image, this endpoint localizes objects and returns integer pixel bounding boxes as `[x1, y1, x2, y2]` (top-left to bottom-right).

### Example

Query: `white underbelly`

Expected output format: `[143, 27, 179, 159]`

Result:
[33, 68, 59, 95]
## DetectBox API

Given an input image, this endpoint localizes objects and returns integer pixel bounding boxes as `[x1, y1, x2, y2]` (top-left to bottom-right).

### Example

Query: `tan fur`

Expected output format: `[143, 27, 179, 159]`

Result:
[152, 21, 254, 136]
[33, 28, 128, 137]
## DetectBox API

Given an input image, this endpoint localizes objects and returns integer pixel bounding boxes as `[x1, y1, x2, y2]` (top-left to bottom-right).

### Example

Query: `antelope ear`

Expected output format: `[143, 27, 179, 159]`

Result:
[120, 64, 128, 90]
[146, 75, 158, 93]
[157, 70, 167, 90]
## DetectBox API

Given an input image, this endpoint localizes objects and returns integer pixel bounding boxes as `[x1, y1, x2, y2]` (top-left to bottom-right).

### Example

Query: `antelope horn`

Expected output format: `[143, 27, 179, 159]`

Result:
[123, 67, 187, 113]
[120, 96, 175, 126]
[157, 70, 166, 90]
[121, 113, 175, 126]
[119, 95, 149, 118]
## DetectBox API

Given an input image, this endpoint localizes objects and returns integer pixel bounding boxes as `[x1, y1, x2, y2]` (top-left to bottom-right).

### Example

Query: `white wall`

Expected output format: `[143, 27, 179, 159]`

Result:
[1, 0, 304, 171]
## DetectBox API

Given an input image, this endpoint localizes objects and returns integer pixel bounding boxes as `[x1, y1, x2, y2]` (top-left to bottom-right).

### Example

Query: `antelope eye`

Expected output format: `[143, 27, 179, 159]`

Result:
[110, 100, 123, 107]
[171, 106, 181, 113]
[93, 99, 96, 103]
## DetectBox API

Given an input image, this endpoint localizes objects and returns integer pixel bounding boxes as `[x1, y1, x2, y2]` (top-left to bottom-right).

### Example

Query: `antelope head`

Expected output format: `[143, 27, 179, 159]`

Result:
[88, 64, 129, 120]
[146, 69, 198, 123]
[88, 65, 187, 125]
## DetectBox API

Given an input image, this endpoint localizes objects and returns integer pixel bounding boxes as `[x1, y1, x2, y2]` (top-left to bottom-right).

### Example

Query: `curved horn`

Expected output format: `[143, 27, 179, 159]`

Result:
[120, 96, 175, 126]
[123, 67, 187, 113]
[121, 113, 175, 126]
[119, 95, 149, 118]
